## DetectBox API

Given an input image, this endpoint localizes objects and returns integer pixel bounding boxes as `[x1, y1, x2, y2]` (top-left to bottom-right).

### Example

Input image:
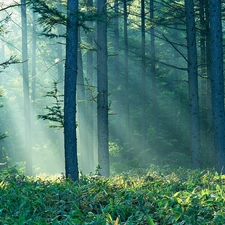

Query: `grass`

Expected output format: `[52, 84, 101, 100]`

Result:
[0, 167, 225, 224]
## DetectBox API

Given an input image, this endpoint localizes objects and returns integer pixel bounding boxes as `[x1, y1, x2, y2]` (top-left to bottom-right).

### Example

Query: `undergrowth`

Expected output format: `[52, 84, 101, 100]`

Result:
[0, 167, 225, 224]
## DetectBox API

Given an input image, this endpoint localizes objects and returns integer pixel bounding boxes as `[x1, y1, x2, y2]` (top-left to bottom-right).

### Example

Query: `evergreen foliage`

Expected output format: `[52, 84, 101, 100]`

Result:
[0, 56, 19, 72]
[37, 81, 64, 129]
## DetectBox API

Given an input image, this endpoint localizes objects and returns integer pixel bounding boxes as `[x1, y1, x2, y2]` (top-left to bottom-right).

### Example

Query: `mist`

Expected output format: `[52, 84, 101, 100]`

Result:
[0, 0, 221, 176]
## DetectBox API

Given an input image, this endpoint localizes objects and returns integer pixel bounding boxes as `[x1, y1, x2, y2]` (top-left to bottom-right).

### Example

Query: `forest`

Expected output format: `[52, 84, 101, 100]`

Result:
[0, 0, 225, 223]
[0, 0, 224, 177]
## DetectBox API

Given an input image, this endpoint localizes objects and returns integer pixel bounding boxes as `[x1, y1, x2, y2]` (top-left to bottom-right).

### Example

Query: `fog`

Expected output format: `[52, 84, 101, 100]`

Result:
[0, 0, 218, 175]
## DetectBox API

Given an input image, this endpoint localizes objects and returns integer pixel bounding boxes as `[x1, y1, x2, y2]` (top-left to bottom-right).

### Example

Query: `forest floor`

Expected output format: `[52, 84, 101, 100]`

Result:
[0, 166, 224, 224]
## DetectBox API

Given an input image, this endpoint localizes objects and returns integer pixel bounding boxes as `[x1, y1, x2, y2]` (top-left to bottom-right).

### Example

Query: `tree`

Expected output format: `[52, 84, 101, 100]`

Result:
[77, 30, 90, 173]
[141, 0, 146, 149]
[21, 0, 32, 175]
[209, 0, 225, 173]
[123, 0, 130, 144]
[150, 0, 158, 143]
[56, 0, 65, 92]
[112, 0, 120, 143]
[184, 0, 200, 169]
[86, 0, 95, 173]
[97, 0, 109, 177]
[64, 0, 79, 181]
[198, 0, 214, 166]
[31, 11, 37, 105]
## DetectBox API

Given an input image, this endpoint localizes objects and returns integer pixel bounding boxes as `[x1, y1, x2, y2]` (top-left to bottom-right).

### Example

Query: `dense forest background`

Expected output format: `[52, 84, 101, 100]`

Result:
[0, 0, 224, 177]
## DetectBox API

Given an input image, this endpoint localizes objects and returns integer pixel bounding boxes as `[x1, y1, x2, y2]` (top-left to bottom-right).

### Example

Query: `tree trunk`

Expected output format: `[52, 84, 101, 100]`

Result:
[209, 0, 225, 173]
[86, 0, 95, 173]
[97, 0, 109, 177]
[57, 0, 64, 92]
[64, 0, 79, 181]
[199, 0, 213, 166]
[199, 0, 207, 158]
[184, 0, 200, 169]
[31, 11, 36, 105]
[150, 0, 158, 140]
[21, 0, 32, 175]
[141, 0, 146, 149]
[77, 30, 89, 174]
[123, 0, 130, 144]
[204, 0, 214, 166]
[113, 0, 121, 144]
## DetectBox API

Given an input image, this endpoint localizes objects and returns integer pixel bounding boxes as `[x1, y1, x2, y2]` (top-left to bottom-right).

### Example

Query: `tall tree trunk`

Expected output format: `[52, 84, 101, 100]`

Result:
[199, 0, 213, 165]
[199, 0, 207, 156]
[141, 0, 146, 149]
[185, 0, 200, 169]
[97, 0, 109, 177]
[86, 0, 95, 172]
[64, 0, 79, 181]
[31, 11, 36, 105]
[55, 0, 65, 161]
[172, 24, 180, 141]
[209, 0, 225, 173]
[123, 0, 130, 144]
[114, 0, 119, 86]
[21, 0, 32, 175]
[113, 0, 120, 144]
[204, 0, 214, 166]
[150, 0, 158, 140]
[77, 30, 89, 174]
[57, 0, 64, 91]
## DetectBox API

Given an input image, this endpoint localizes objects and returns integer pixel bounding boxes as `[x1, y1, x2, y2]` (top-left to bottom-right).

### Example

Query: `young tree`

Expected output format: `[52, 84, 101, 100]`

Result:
[97, 0, 109, 177]
[64, 0, 79, 181]
[209, 0, 225, 173]
[184, 0, 200, 169]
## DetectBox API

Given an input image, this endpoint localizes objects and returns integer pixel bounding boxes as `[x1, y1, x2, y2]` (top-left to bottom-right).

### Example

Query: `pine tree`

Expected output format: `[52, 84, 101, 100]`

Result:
[64, 0, 79, 181]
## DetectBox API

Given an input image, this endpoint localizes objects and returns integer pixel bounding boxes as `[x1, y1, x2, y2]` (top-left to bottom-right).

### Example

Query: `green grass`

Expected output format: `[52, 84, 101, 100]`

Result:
[0, 167, 225, 224]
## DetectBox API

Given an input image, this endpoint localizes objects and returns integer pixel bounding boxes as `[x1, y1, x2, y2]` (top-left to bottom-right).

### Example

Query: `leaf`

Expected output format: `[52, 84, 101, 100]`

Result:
[114, 217, 119, 225]
[146, 215, 155, 225]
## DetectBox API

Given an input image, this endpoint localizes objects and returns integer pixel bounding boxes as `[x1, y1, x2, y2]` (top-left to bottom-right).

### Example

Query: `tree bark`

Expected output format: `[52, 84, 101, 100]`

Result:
[113, 0, 120, 144]
[199, 0, 207, 156]
[204, 0, 214, 165]
[150, 0, 158, 139]
[124, 0, 130, 144]
[184, 0, 200, 169]
[141, 0, 146, 149]
[64, 0, 79, 181]
[86, 0, 95, 173]
[97, 0, 109, 177]
[209, 0, 225, 173]
[77, 30, 89, 174]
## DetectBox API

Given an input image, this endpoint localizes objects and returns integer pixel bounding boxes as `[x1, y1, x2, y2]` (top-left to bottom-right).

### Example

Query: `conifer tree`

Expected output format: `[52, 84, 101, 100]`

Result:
[64, 0, 79, 181]
[209, 0, 225, 173]
[184, 0, 200, 169]
[97, 0, 109, 177]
